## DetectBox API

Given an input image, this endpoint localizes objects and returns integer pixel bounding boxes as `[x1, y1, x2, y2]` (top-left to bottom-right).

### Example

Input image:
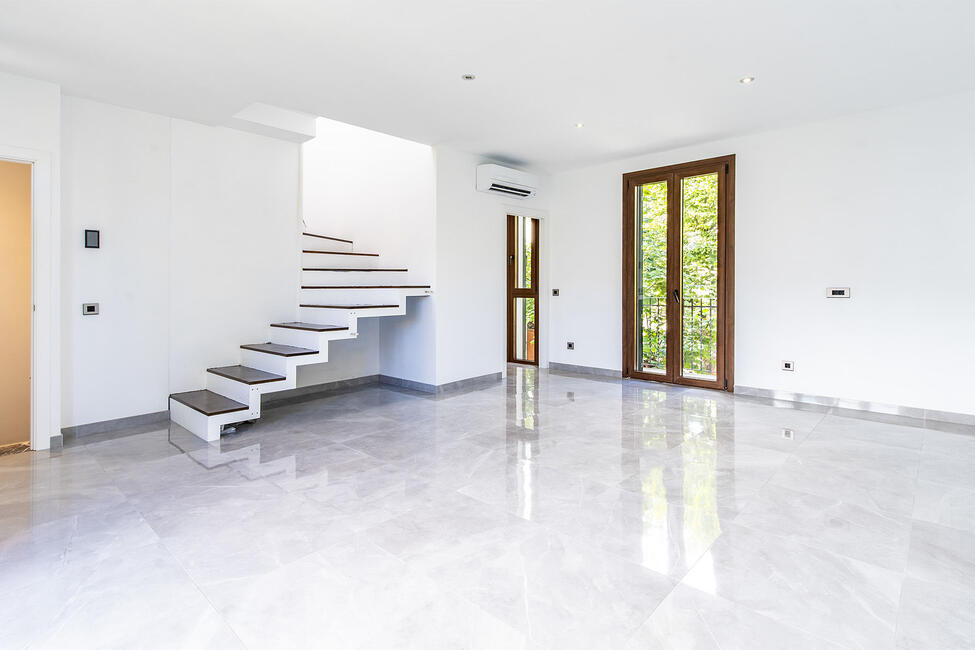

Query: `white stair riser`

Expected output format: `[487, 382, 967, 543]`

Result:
[301, 252, 385, 268]
[170, 399, 258, 442]
[296, 308, 359, 331]
[268, 327, 351, 349]
[239, 350, 291, 375]
[298, 306, 406, 325]
[301, 271, 412, 285]
[299, 288, 406, 304]
[205, 372, 262, 405]
[302, 235, 354, 252]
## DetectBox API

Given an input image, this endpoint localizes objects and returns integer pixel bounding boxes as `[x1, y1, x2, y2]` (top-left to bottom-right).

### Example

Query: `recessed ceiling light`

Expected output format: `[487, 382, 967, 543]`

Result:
[739, 76, 756, 85]
[574, 122, 584, 128]
[461, 74, 476, 81]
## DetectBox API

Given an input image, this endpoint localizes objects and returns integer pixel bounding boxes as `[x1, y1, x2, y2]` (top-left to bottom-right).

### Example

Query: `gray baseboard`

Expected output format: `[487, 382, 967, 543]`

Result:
[48, 434, 63, 450]
[379, 374, 436, 393]
[380, 371, 502, 395]
[61, 410, 170, 438]
[735, 385, 975, 427]
[262, 375, 380, 408]
[549, 362, 621, 378]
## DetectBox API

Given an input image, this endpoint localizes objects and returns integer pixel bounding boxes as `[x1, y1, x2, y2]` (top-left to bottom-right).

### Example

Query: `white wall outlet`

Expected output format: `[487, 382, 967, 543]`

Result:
[781, 360, 795, 371]
[782, 428, 795, 440]
[567, 341, 575, 350]
[826, 287, 851, 298]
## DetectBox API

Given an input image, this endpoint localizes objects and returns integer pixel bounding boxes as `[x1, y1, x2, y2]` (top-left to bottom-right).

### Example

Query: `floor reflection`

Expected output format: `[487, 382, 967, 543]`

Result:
[3, 365, 970, 648]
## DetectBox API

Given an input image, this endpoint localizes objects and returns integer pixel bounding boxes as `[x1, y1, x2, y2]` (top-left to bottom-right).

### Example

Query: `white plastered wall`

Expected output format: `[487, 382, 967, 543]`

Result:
[549, 91, 975, 416]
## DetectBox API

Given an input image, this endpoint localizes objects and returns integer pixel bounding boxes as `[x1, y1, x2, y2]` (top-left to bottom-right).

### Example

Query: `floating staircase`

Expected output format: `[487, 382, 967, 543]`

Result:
[169, 232, 432, 442]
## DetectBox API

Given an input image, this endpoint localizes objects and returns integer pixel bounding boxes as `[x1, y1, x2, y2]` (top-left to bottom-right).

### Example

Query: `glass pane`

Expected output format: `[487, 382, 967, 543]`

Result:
[680, 173, 719, 380]
[515, 216, 533, 289]
[513, 297, 536, 362]
[636, 181, 668, 374]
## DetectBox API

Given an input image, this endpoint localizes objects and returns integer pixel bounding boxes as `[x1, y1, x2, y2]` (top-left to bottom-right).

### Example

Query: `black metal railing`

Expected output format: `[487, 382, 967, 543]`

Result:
[638, 296, 717, 376]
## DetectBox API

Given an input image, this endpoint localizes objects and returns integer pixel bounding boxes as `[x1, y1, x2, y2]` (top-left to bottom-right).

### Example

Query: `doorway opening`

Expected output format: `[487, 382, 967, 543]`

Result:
[622, 155, 735, 390]
[0, 159, 32, 448]
[507, 214, 539, 365]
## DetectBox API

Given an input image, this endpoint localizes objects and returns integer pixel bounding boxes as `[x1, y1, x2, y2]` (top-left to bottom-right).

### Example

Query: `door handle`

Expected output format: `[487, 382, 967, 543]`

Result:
[672, 289, 680, 303]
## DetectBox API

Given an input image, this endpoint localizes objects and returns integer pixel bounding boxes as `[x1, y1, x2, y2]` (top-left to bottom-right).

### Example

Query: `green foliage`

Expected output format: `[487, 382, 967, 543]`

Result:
[637, 174, 718, 376]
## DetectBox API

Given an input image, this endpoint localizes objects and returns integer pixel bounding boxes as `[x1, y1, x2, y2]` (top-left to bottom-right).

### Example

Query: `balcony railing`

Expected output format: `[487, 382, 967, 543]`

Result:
[638, 296, 717, 377]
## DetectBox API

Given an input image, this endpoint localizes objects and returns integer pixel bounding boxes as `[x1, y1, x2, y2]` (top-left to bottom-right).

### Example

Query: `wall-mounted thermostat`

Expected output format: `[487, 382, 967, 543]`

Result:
[826, 287, 851, 298]
[82, 303, 99, 315]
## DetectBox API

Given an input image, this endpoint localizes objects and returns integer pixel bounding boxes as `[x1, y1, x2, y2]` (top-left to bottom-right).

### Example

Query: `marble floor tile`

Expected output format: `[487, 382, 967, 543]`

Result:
[895, 577, 975, 649]
[767, 455, 917, 518]
[911, 480, 975, 532]
[734, 484, 912, 571]
[905, 520, 975, 588]
[428, 526, 675, 650]
[622, 584, 844, 649]
[792, 436, 921, 479]
[916, 450, 975, 490]
[682, 522, 902, 649]
[808, 414, 927, 450]
[0, 541, 242, 650]
[2, 366, 973, 648]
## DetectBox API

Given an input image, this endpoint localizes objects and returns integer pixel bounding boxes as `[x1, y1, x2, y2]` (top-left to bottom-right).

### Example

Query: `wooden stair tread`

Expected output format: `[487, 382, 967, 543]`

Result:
[240, 342, 318, 357]
[302, 250, 378, 257]
[170, 390, 248, 416]
[300, 304, 399, 309]
[301, 285, 431, 289]
[207, 365, 285, 385]
[302, 232, 353, 244]
[270, 322, 349, 332]
[302, 268, 408, 272]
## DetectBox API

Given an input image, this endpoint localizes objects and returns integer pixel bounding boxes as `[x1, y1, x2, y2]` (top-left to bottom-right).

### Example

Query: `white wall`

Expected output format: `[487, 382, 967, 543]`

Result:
[302, 117, 437, 386]
[168, 119, 299, 393]
[0, 71, 60, 153]
[61, 98, 170, 425]
[434, 147, 551, 385]
[61, 97, 299, 426]
[550, 91, 975, 415]
[0, 71, 61, 449]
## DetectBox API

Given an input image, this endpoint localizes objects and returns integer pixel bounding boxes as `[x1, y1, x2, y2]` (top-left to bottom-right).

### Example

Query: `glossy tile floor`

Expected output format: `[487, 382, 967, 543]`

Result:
[2, 367, 974, 649]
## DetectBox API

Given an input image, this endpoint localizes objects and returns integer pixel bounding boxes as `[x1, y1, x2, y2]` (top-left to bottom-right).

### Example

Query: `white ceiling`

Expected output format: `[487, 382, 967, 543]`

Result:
[2, 0, 973, 171]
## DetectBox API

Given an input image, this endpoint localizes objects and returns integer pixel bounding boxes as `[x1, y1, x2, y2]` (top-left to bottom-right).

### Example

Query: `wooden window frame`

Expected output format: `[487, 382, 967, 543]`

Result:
[507, 214, 540, 366]
[621, 154, 735, 391]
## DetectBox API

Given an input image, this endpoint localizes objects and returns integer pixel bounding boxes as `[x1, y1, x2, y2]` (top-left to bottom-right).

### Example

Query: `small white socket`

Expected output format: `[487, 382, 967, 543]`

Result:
[781, 360, 795, 371]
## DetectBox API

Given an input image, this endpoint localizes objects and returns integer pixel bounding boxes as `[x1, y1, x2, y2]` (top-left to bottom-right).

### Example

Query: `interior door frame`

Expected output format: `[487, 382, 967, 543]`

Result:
[0, 145, 59, 450]
[621, 154, 735, 391]
[506, 213, 540, 366]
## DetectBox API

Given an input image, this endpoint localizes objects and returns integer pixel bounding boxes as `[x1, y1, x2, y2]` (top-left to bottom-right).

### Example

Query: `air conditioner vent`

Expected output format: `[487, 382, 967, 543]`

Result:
[489, 183, 533, 197]
[476, 164, 538, 199]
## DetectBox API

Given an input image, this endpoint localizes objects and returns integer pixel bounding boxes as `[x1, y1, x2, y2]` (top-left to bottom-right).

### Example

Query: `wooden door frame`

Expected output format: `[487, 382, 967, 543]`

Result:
[506, 213, 540, 366]
[621, 154, 735, 391]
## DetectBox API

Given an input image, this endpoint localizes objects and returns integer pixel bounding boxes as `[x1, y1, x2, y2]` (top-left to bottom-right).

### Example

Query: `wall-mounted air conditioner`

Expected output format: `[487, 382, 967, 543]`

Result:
[475, 164, 538, 199]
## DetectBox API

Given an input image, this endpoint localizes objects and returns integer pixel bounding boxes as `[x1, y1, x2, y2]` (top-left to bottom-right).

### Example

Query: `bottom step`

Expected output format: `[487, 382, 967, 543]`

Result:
[170, 390, 248, 416]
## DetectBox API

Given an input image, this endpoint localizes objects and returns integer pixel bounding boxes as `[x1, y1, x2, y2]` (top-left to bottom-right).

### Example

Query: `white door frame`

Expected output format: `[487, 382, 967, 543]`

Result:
[0, 145, 59, 450]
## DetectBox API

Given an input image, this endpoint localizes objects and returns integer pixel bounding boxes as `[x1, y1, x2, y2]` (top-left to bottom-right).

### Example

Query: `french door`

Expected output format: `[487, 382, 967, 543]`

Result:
[622, 155, 734, 390]
[507, 214, 539, 365]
